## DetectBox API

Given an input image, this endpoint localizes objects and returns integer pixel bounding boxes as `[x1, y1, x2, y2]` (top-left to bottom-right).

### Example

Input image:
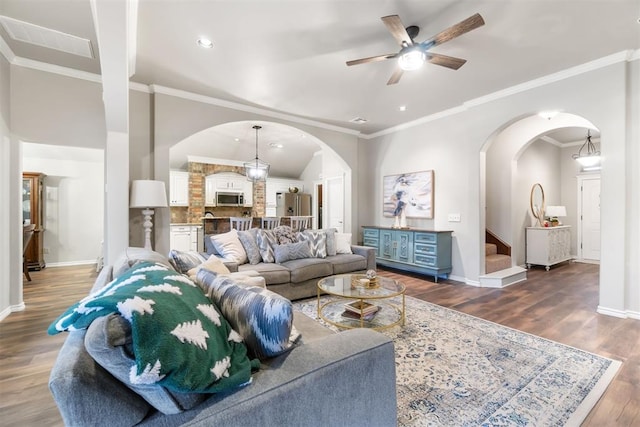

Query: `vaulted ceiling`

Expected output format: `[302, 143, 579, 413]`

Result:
[1, 0, 636, 175]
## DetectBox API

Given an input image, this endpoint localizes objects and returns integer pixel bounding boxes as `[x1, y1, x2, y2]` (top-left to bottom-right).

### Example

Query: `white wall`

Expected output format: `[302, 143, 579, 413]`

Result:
[22, 143, 104, 266]
[361, 58, 638, 318]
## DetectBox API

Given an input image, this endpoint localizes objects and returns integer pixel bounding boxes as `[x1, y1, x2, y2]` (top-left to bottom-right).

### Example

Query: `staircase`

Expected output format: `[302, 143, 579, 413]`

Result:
[479, 230, 527, 288]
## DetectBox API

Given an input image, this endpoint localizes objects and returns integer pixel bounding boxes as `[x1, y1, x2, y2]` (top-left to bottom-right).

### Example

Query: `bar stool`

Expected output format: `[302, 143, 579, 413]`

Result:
[230, 217, 253, 231]
[261, 217, 280, 230]
[289, 216, 310, 231]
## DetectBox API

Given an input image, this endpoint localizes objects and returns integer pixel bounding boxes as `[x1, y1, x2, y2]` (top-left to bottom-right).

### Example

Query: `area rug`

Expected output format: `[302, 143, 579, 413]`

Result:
[292, 296, 620, 426]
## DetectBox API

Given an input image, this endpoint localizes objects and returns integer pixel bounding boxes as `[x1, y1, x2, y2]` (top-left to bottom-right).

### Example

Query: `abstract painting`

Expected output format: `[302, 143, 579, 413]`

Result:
[383, 170, 434, 218]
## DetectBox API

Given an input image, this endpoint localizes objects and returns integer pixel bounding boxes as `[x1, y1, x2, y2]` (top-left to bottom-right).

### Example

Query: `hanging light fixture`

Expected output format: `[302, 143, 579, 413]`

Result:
[244, 125, 269, 182]
[572, 130, 601, 168]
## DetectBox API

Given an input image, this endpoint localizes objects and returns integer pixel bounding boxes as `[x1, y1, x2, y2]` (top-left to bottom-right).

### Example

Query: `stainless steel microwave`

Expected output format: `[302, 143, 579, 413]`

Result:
[216, 191, 244, 206]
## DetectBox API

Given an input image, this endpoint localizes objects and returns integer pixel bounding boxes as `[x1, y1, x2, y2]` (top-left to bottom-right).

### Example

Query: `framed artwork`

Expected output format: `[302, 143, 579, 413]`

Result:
[383, 170, 434, 218]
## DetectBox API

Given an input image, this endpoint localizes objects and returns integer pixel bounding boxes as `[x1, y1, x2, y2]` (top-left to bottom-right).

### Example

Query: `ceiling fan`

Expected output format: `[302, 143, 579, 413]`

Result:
[346, 13, 485, 85]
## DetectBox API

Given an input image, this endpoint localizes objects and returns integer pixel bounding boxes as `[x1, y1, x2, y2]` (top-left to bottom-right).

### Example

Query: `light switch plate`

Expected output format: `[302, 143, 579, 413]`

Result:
[448, 213, 461, 222]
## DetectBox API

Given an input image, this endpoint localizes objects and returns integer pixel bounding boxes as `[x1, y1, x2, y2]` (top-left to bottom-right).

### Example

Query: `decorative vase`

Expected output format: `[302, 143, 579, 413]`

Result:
[393, 215, 400, 228]
[400, 210, 407, 228]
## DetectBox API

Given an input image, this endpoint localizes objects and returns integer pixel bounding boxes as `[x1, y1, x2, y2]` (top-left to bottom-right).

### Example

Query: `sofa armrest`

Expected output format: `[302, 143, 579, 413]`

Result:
[351, 244, 376, 271]
[139, 329, 397, 426]
[223, 260, 239, 272]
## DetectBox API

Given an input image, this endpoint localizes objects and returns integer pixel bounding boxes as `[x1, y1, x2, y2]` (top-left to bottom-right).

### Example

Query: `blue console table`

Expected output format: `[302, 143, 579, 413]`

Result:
[362, 226, 453, 282]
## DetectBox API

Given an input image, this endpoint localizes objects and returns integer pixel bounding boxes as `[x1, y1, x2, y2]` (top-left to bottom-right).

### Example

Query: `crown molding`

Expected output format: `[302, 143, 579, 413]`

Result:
[12, 56, 102, 83]
[363, 50, 637, 140]
[186, 155, 245, 167]
[150, 84, 361, 137]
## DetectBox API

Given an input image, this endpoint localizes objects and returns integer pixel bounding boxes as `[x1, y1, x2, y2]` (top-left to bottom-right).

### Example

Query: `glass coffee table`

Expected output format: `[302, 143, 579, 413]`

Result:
[317, 274, 405, 330]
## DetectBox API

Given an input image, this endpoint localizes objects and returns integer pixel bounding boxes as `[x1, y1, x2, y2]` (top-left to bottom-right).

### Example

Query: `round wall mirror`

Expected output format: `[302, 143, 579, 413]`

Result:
[530, 183, 545, 226]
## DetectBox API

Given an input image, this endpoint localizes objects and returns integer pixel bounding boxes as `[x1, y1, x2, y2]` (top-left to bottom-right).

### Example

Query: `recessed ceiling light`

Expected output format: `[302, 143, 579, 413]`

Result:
[269, 143, 284, 149]
[349, 117, 368, 124]
[399, 105, 407, 112]
[197, 38, 213, 49]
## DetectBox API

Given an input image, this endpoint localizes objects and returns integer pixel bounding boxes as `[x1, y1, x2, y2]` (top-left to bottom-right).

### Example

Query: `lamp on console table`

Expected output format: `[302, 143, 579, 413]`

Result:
[545, 205, 567, 227]
[130, 180, 168, 250]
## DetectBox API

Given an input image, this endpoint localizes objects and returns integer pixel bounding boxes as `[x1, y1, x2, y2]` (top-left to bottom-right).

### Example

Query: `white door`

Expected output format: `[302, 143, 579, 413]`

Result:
[325, 175, 344, 232]
[579, 175, 601, 261]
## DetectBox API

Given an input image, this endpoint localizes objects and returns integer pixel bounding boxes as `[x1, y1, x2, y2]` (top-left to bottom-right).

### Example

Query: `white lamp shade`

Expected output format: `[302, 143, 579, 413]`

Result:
[545, 205, 567, 217]
[130, 180, 168, 208]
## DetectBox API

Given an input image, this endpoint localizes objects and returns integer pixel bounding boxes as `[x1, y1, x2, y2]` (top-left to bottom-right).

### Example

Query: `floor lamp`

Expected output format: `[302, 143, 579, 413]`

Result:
[130, 180, 168, 251]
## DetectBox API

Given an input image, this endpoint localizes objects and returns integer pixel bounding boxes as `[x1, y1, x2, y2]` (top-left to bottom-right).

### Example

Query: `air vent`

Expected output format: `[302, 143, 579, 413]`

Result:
[0, 15, 94, 58]
[349, 117, 368, 124]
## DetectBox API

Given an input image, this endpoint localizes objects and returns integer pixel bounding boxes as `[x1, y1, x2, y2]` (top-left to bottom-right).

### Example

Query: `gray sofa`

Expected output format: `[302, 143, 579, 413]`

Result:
[223, 244, 376, 301]
[49, 248, 397, 426]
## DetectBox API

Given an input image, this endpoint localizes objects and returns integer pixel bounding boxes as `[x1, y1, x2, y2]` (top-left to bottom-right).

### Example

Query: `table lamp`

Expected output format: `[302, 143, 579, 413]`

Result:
[130, 180, 168, 250]
[545, 205, 567, 226]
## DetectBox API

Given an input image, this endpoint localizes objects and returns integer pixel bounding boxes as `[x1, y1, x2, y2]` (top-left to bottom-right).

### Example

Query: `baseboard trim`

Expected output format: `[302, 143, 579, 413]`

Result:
[597, 306, 628, 319]
[0, 302, 26, 322]
[46, 260, 97, 268]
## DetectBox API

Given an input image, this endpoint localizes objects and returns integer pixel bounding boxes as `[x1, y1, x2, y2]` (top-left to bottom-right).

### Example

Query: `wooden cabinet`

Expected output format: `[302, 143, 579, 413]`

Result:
[214, 172, 245, 191]
[525, 226, 571, 270]
[362, 226, 452, 282]
[23, 172, 46, 270]
[205, 172, 248, 206]
[169, 171, 189, 206]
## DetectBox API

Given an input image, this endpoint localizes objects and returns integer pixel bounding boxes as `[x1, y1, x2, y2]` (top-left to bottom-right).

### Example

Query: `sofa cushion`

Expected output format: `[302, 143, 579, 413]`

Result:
[256, 229, 278, 263]
[211, 229, 248, 264]
[85, 314, 210, 414]
[204, 234, 221, 256]
[274, 241, 312, 263]
[187, 255, 231, 279]
[167, 249, 208, 274]
[49, 262, 257, 393]
[322, 228, 338, 256]
[281, 258, 333, 283]
[273, 225, 298, 245]
[335, 233, 353, 254]
[238, 262, 291, 285]
[297, 230, 327, 258]
[114, 247, 174, 277]
[327, 254, 367, 275]
[196, 272, 295, 360]
[237, 228, 262, 265]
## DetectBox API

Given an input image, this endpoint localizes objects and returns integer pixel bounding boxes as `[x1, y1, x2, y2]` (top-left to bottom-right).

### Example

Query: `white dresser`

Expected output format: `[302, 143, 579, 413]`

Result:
[525, 226, 571, 271]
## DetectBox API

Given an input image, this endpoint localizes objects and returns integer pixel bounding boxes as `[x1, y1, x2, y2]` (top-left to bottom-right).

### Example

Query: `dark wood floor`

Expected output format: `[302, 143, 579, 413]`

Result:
[1, 262, 638, 426]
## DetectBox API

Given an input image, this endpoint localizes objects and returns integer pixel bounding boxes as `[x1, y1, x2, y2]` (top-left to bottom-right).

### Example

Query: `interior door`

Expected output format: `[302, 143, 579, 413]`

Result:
[579, 175, 601, 261]
[325, 175, 344, 233]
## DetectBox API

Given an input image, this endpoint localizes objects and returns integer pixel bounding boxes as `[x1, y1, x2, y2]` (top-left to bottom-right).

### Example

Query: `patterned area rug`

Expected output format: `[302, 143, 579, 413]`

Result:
[292, 295, 620, 426]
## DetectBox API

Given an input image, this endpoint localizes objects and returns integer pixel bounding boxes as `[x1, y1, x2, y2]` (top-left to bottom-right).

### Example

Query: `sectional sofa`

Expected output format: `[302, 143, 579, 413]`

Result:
[48, 247, 397, 426]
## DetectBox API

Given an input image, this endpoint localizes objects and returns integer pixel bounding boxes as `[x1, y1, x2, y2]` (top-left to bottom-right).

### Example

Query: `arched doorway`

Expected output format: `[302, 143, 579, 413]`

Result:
[480, 113, 600, 286]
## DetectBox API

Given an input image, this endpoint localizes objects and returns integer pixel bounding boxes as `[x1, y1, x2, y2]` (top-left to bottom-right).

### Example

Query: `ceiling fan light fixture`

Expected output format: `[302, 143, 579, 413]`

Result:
[244, 125, 270, 182]
[572, 130, 601, 168]
[398, 48, 425, 71]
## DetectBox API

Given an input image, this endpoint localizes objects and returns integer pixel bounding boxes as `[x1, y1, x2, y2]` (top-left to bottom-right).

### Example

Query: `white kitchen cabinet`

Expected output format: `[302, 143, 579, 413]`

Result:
[170, 225, 202, 251]
[205, 175, 216, 206]
[215, 172, 245, 191]
[205, 172, 247, 206]
[169, 171, 189, 206]
[243, 180, 253, 207]
[525, 226, 571, 271]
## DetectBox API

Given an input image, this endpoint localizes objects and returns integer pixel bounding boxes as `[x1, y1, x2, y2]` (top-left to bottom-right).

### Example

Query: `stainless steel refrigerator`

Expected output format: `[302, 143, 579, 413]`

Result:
[276, 192, 311, 216]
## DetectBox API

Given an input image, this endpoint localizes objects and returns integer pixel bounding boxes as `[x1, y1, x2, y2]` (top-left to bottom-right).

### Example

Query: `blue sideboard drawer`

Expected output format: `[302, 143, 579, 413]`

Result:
[363, 238, 379, 247]
[414, 232, 437, 244]
[414, 254, 436, 267]
[414, 243, 436, 256]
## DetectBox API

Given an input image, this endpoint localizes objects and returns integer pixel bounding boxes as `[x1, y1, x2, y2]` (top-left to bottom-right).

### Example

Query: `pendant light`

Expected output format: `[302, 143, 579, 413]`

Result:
[244, 125, 270, 182]
[572, 130, 601, 168]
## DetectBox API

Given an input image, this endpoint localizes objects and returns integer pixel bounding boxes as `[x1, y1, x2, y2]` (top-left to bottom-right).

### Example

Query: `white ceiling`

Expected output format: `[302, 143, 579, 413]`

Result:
[0, 0, 636, 174]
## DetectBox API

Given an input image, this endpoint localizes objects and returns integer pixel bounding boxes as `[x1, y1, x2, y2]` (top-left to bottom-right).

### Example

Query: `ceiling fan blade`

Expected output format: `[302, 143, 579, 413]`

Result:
[381, 15, 413, 46]
[346, 53, 398, 66]
[422, 13, 485, 48]
[387, 67, 404, 85]
[426, 52, 467, 70]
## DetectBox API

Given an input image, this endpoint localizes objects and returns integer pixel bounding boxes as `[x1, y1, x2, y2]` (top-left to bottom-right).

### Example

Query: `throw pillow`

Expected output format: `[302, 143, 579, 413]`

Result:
[167, 250, 208, 274]
[256, 229, 278, 263]
[335, 232, 353, 254]
[237, 228, 262, 265]
[274, 241, 312, 264]
[187, 255, 231, 279]
[49, 262, 259, 393]
[197, 272, 295, 360]
[272, 225, 298, 245]
[297, 230, 327, 258]
[203, 235, 221, 256]
[323, 228, 337, 256]
[85, 314, 209, 414]
[211, 229, 248, 264]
